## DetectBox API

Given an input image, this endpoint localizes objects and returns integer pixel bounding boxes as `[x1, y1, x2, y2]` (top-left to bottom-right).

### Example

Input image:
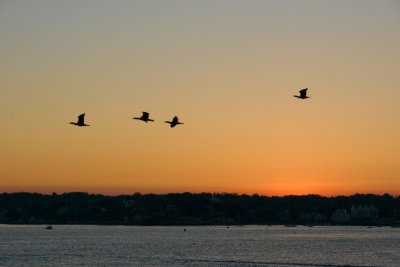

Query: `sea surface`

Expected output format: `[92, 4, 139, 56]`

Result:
[0, 225, 399, 267]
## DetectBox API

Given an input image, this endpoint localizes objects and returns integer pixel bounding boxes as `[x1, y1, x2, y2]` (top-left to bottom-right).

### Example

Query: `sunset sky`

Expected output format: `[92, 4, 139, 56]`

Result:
[1, 1, 399, 196]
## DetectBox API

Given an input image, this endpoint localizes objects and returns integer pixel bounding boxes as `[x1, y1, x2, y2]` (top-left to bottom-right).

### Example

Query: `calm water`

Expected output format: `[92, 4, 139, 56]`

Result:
[0, 225, 399, 267]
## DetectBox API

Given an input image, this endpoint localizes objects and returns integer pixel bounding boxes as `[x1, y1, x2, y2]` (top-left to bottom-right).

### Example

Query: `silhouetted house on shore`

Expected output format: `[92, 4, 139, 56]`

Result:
[210, 196, 221, 204]
[331, 209, 351, 223]
[56, 206, 69, 216]
[351, 205, 379, 220]
[393, 208, 400, 220]
[280, 210, 290, 223]
[124, 200, 135, 209]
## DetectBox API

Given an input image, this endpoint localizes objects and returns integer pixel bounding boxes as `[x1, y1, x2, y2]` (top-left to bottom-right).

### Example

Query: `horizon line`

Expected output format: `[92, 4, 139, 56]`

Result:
[1, 190, 398, 198]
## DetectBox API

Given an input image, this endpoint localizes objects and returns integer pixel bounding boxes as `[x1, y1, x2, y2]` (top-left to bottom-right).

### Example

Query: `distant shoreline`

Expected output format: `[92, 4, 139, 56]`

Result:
[1, 192, 399, 227]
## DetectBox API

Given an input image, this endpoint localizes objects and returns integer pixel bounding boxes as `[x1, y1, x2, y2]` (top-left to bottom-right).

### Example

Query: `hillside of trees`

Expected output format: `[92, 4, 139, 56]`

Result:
[0, 192, 399, 225]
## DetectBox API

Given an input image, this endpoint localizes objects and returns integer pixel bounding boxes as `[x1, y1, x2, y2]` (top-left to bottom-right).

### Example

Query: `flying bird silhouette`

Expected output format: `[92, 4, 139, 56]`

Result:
[165, 116, 183, 128]
[70, 113, 90, 127]
[293, 88, 310, 99]
[133, 112, 154, 123]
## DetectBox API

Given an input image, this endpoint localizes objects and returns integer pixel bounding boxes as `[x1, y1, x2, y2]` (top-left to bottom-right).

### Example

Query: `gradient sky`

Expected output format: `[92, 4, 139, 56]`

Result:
[1, 0, 399, 196]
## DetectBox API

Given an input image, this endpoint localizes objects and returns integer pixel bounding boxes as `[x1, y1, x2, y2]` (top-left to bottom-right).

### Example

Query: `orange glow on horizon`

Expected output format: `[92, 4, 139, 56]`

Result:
[1, 183, 398, 198]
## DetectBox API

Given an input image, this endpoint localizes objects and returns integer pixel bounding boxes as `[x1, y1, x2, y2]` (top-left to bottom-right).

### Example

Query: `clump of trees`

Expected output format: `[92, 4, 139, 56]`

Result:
[0, 192, 399, 225]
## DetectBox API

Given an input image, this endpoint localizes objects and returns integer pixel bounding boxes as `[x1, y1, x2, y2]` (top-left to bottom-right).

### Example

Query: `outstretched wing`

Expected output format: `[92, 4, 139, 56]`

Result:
[142, 112, 149, 120]
[299, 88, 308, 98]
[78, 113, 85, 124]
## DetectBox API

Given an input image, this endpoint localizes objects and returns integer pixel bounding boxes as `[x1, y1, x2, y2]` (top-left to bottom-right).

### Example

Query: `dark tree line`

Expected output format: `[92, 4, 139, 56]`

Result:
[0, 192, 399, 225]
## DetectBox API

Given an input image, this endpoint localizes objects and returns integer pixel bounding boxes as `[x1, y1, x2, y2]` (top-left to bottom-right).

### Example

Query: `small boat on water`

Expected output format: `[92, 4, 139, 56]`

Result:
[45, 225, 53, 230]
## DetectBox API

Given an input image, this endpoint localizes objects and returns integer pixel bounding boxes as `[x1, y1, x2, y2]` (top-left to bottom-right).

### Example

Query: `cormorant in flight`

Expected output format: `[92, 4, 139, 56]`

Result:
[293, 88, 310, 99]
[133, 112, 154, 123]
[70, 113, 90, 127]
[165, 116, 183, 128]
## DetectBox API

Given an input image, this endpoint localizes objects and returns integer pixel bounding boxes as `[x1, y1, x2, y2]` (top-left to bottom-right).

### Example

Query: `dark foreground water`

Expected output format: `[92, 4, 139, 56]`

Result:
[0, 225, 399, 267]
